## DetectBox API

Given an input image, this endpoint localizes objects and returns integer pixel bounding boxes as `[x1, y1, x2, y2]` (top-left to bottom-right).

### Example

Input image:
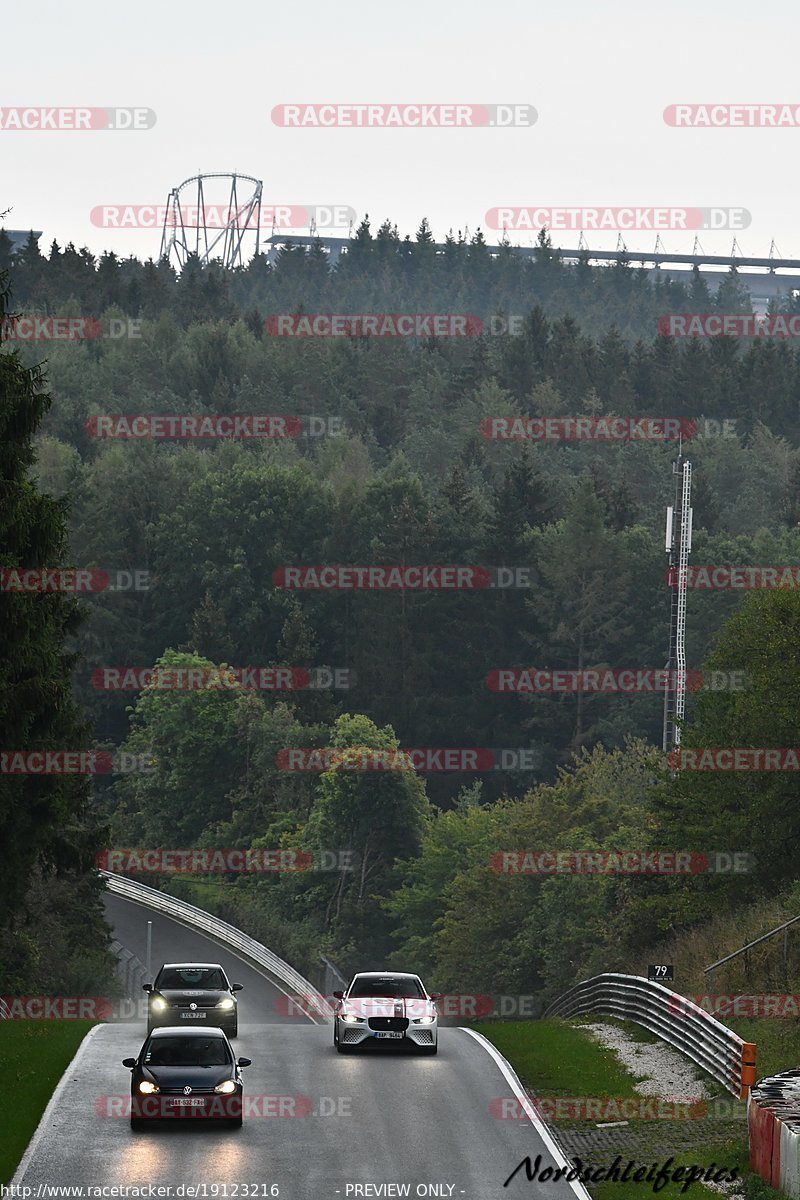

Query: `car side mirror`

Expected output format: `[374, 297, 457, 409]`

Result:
[429, 992, 441, 1001]
[142, 983, 153, 993]
[231, 983, 243, 992]
[122, 1058, 136, 1068]
[237, 1057, 252, 1067]
[332, 991, 344, 1000]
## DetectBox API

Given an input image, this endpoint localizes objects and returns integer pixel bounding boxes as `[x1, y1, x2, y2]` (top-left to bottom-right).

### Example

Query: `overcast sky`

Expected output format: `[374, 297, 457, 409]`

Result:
[3, 0, 798, 266]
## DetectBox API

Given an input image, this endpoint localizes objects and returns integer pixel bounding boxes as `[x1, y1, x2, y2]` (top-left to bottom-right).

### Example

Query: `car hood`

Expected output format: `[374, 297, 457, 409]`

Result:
[145, 1065, 232, 1089]
[155, 989, 228, 1004]
[342, 996, 435, 1019]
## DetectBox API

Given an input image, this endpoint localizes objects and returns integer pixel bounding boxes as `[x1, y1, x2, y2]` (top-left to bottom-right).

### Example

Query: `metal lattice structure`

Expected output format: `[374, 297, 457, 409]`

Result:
[663, 454, 693, 750]
[160, 173, 262, 269]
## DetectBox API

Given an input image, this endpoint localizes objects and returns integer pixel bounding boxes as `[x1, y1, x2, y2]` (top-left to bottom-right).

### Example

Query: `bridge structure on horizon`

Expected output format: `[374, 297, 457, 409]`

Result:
[261, 233, 800, 310]
[6, 223, 800, 310]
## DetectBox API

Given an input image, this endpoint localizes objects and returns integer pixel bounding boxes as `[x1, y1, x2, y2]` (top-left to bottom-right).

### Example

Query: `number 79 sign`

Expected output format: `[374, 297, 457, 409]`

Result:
[648, 964, 674, 982]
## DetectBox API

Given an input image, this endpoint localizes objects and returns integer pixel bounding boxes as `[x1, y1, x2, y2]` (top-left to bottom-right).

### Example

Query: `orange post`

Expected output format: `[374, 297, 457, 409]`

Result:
[740, 1042, 757, 1099]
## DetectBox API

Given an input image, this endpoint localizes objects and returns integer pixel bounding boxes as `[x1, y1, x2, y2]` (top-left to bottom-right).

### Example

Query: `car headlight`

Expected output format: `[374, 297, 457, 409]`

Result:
[214, 1080, 237, 1094]
[413, 1016, 436, 1024]
[216, 997, 235, 1010]
[138, 1080, 160, 1094]
[150, 996, 167, 1012]
[341, 1013, 366, 1024]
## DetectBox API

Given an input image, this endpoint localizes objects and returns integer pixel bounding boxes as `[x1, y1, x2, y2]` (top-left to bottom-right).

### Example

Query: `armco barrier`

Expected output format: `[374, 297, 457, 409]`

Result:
[544, 972, 756, 1099]
[749, 1072, 800, 1196]
[101, 870, 328, 1023]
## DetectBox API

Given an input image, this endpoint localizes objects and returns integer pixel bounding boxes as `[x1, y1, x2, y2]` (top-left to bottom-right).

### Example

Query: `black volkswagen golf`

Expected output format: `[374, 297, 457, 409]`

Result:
[123, 1027, 251, 1128]
[144, 962, 243, 1036]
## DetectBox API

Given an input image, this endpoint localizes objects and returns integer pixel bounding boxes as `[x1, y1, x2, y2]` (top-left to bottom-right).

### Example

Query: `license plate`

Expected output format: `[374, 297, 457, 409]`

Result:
[180, 1012, 207, 1019]
[169, 1098, 206, 1106]
[373, 1031, 404, 1039]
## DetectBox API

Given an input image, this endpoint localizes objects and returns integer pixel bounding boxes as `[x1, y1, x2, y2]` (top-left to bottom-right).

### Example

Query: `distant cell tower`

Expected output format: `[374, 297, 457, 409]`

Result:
[663, 449, 693, 751]
[160, 173, 262, 269]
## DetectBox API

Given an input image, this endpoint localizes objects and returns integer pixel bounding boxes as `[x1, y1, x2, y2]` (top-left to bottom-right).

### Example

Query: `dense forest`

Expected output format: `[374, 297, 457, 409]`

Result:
[2, 224, 799, 1005]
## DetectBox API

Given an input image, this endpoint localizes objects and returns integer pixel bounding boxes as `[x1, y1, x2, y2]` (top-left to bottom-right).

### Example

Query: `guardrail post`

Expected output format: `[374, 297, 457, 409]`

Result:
[741, 1042, 757, 1100]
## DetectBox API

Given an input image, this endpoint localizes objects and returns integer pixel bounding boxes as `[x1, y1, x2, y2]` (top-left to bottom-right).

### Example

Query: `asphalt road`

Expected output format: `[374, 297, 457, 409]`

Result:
[13, 895, 587, 1200]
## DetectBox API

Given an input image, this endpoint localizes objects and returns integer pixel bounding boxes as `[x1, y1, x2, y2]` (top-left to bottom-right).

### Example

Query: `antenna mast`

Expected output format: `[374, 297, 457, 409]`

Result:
[663, 447, 693, 750]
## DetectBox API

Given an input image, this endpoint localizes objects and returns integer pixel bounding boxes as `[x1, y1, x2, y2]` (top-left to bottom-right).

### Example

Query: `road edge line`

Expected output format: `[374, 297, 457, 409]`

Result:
[459, 1026, 593, 1200]
[12, 1021, 105, 1185]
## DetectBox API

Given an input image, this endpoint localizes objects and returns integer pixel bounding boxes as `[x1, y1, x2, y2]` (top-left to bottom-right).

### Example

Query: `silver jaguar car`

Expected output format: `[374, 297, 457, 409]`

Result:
[332, 971, 439, 1054]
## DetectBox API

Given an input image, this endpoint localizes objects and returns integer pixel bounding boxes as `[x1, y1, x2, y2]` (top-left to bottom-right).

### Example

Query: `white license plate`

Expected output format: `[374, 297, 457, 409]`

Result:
[169, 1098, 206, 1106]
[373, 1031, 404, 1039]
[180, 1012, 207, 1019]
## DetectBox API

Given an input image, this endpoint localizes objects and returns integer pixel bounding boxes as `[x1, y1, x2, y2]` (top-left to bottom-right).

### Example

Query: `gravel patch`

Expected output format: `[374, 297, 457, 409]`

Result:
[579, 1021, 714, 1101]
[550, 1022, 747, 1197]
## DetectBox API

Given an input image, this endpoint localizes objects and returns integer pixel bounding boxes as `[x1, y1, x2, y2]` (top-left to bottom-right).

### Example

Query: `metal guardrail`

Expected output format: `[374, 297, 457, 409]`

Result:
[0, 998, 10, 1019]
[705, 913, 800, 989]
[109, 938, 148, 999]
[101, 871, 329, 1023]
[319, 952, 348, 995]
[544, 972, 756, 1099]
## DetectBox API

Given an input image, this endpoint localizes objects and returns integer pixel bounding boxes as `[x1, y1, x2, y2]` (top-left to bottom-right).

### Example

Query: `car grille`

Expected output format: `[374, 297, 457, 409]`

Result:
[368, 1017, 408, 1031]
[415, 1029, 435, 1043]
[159, 1086, 216, 1094]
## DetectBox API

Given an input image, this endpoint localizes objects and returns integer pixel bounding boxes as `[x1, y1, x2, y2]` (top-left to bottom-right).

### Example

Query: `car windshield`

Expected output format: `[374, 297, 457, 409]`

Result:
[155, 967, 227, 989]
[144, 1036, 231, 1067]
[348, 976, 425, 998]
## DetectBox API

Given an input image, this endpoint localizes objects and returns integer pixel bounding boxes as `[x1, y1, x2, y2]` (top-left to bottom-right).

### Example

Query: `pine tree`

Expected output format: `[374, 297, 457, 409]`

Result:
[0, 272, 100, 944]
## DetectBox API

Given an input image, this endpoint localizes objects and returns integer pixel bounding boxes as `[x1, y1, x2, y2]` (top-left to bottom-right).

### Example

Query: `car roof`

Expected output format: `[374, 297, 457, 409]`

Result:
[157, 962, 225, 970]
[148, 1025, 228, 1038]
[351, 971, 422, 979]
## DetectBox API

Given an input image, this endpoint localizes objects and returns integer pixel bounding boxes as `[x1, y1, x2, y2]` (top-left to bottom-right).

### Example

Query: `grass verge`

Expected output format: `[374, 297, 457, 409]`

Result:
[0, 1020, 97, 1184]
[471, 1019, 749, 1200]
